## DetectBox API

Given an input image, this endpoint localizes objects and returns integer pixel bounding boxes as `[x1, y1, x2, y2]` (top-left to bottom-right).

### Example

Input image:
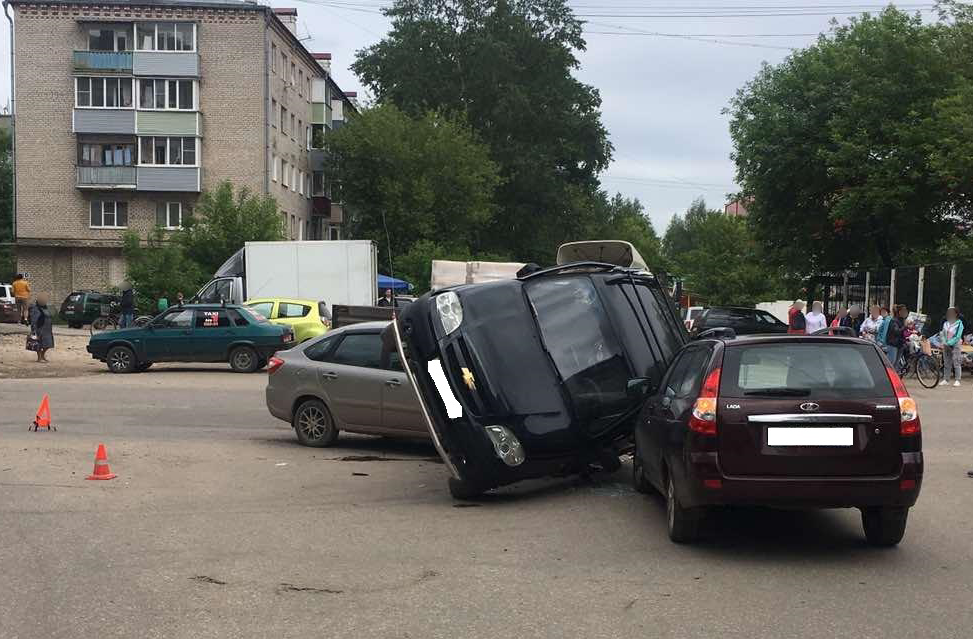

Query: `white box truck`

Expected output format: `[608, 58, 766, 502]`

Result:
[193, 241, 378, 308]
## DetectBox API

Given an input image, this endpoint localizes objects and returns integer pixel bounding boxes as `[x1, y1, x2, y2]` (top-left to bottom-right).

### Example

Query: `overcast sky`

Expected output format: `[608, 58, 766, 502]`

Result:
[0, 1, 939, 233]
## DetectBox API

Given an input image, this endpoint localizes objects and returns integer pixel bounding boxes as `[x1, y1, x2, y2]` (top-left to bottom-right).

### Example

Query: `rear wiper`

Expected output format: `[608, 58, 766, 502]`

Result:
[742, 388, 811, 397]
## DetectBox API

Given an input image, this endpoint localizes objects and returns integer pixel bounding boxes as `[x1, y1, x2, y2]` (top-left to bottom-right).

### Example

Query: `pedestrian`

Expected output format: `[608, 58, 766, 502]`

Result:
[860, 305, 883, 341]
[157, 292, 169, 313]
[831, 307, 848, 329]
[841, 305, 864, 335]
[28, 292, 54, 363]
[11, 273, 30, 325]
[377, 289, 394, 307]
[805, 301, 828, 334]
[939, 307, 964, 387]
[885, 305, 908, 369]
[787, 299, 807, 335]
[175, 291, 185, 307]
[119, 282, 135, 328]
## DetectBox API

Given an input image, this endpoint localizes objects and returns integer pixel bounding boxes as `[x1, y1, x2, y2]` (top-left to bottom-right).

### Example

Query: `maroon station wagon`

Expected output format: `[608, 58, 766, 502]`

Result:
[632, 332, 922, 546]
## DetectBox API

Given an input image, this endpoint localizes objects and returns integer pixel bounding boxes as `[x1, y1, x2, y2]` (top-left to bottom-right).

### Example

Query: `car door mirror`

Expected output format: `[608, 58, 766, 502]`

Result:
[626, 377, 654, 401]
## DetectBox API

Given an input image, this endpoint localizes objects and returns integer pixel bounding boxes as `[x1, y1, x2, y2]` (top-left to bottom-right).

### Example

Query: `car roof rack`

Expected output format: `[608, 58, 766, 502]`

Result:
[696, 327, 736, 340]
[811, 326, 857, 337]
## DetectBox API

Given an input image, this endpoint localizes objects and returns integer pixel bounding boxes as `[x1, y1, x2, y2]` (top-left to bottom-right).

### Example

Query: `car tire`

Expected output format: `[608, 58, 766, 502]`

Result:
[861, 506, 908, 547]
[106, 345, 136, 374]
[633, 451, 654, 495]
[666, 474, 700, 543]
[229, 346, 259, 373]
[447, 476, 485, 501]
[293, 399, 339, 447]
[137, 362, 153, 372]
[68, 322, 83, 329]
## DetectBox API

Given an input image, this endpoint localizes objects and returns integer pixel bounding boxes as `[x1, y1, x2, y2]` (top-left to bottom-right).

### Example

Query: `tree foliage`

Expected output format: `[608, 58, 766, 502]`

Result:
[178, 181, 284, 276]
[0, 129, 13, 280]
[353, 0, 612, 263]
[729, 7, 972, 270]
[123, 227, 205, 312]
[588, 194, 665, 271]
[328, 104, 500, 266]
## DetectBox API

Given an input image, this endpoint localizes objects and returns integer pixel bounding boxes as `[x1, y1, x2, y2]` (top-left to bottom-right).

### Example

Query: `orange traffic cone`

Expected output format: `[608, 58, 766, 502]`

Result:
[30, 394, 55, 432]
[86, 444, 117, 480]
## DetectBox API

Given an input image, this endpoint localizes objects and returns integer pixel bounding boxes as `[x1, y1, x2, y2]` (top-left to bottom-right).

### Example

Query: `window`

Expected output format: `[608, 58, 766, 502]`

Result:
[271, 99, 277, 127]
[155, 308, 193, 328]
[87, 26, 131, 51]
[298, 170, 304, 196]
[226, 308, 251, 327]
[272, 155, 279, 182]
[290, 214, 296, 238]
[156, 202, 188, 229]
[135, 22, 195, 51]
[280, 106, 287, 131]
[138, 79, 195, 110]
[246, 301, 274, 320]
[78, 143, 134, 167]
[298, 69, 304, 95]
[306, 77, 311, 100]
[311, 123, 325, 149]
[290, 61, 296, 85]
[278, 303, 310, 319]
[327, 225, 340, 241]
[298, 119, 303, 140]
[281, 161, 289, 187]
[331, 333, 383, 369]
[312, 171, 324, 196]
[306, 126, 311, 151]
[291, 169, 297, 192]
[304, 334, 338, 362]
[291, 113, 296, 138]
[271, 43, 278, 73]
[76, 77, 133, 108]
[195, 310, 231, 329]
[90, 200, 128, 228]
[139, 137, 198, 165]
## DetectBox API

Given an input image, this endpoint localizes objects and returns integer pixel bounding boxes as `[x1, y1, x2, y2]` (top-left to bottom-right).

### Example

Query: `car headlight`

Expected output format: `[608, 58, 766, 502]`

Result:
[484, 425, 525, 467]
[435, 292, 463, 335]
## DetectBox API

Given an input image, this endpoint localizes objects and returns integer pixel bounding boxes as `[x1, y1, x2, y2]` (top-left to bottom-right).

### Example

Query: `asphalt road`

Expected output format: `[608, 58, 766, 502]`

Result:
[1, 369, 971, 639]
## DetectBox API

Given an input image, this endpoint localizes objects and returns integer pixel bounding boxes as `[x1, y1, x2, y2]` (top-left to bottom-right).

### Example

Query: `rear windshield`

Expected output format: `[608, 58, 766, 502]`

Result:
[721, 342, 894, 399]
[236, 306, 268, 323]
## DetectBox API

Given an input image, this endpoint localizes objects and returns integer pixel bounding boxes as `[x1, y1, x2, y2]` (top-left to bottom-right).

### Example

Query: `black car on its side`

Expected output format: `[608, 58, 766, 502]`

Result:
[391, 242, 689, 499]
[633, 332, 922, 546]
[690, 306, 788, 339]
[87, 303, 294, 373]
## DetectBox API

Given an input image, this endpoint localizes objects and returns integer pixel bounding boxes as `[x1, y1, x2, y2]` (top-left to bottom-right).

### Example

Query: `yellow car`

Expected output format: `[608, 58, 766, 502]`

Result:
[244, 298, 330, 343]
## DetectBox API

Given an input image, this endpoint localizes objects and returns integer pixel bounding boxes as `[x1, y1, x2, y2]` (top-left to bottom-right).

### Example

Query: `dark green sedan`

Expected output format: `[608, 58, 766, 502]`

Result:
[87, 304, 295, 373]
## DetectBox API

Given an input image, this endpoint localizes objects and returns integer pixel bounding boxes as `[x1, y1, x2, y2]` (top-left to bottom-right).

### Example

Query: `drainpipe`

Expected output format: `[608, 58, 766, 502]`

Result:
[3, 1, 16, 243]
[263, 10, 270, 195]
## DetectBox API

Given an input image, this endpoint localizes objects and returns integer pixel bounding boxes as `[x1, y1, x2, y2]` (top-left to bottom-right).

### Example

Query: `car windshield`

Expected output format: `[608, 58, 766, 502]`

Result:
[526, 276, 632, 431]
[721, 342, 894, 399]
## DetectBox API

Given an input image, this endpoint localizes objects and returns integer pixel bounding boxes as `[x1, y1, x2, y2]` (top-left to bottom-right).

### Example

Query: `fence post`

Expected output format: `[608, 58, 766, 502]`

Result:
[842, 271, 849, 306]
[917, 266, 925, 313]
[889, 268, 896, 309]
[864, 271, 871, 308]
[950, 264, 957, 308]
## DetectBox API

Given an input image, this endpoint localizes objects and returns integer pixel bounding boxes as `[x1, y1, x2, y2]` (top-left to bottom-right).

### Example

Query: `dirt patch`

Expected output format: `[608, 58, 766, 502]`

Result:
[0, 331, 103, 379]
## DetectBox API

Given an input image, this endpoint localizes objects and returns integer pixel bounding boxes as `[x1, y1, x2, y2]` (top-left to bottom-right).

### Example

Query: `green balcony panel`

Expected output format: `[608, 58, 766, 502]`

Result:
[136, 111, 200, 136]
[73, 51, 133, 74]
[311, 103, 326, 124]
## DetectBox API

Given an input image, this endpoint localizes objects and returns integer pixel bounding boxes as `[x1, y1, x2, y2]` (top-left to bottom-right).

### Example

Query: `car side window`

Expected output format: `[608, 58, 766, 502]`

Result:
[304, 334, 339, 362]
[195, 310, 231, 328]
[246, 302, 274, 320]
[157, 308, 193, 328]
[330, 333, 383, 369]
[756, 311, 781, 325]
[278, 303, 310, 318]
[226, 308, 250, 327]
[660, 351, 688, 396]
[675, 348, 710, 398]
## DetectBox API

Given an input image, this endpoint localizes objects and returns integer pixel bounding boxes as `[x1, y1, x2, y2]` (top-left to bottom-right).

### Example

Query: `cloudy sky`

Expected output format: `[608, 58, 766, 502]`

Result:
[0, 1, 939, 233]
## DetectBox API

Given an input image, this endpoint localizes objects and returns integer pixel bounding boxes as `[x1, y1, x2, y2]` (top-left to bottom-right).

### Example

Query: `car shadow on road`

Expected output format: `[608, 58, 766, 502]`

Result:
[253, 432, 442, 462]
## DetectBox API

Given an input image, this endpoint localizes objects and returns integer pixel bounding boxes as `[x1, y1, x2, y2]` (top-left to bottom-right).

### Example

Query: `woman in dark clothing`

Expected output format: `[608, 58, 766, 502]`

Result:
[886, 305, 908, 368]
[29, 293, 55, 363]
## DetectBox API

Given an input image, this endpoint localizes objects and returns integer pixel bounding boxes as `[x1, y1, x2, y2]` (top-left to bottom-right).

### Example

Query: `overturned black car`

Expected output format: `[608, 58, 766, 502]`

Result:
[389, 241, 689, 499]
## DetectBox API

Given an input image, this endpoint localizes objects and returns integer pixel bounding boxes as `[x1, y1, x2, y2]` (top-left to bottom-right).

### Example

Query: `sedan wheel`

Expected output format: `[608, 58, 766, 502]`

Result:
[106, 345, 136, 374]
[229, 346, 258, 373]
[666, 474, 700, 543]
[293, 399, 339, 447]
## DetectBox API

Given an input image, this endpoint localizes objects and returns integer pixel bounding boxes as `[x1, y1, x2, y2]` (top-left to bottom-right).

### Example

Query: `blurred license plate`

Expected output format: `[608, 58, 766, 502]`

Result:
[768, 427, 853, 446]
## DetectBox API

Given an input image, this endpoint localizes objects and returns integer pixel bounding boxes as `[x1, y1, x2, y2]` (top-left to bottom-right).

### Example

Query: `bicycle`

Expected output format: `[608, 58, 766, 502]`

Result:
[89, 300, 153, 334]
[897, 345, 941, 389]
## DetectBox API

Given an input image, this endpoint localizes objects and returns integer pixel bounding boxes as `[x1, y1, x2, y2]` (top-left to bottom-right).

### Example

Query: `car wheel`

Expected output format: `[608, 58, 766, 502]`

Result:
[68, 322, 83, 329]
[861, 506, 908, 547]
[137, 362, 153, 372]
[447, 476, 485, 501]
[666, 474, 700, 543]
[229, 346, 259, 373]
[633, 451, 654, 495]
[106, 345, 136, 374]
[293, 399, 339, 447]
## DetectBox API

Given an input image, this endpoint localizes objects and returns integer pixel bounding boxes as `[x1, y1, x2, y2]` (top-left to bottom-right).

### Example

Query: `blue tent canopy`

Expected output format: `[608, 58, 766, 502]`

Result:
[378, 274, 411, 291]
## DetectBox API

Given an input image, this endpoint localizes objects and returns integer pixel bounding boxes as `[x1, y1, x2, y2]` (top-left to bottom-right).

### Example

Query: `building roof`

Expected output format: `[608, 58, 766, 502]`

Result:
[312, 53, 332, 60]
[8, 0, 260, 7]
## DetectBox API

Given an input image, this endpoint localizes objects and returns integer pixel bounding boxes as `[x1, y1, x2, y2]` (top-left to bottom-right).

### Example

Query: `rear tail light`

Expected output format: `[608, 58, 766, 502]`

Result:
[689, 367, 721, 436]
[282, 331, 293, 343]
[886, 365, 920, 436]
[267, 356, 285, 375]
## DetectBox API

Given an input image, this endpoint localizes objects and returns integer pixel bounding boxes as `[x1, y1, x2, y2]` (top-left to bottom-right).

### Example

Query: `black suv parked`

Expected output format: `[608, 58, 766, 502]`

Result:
[690, 306, 788, 338]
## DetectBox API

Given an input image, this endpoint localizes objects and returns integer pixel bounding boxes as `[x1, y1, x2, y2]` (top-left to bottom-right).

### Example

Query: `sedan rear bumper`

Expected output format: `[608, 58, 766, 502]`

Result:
[679, 451, 923, 509]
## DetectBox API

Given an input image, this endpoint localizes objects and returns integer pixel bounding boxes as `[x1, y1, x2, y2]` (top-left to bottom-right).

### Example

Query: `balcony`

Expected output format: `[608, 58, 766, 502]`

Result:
[137, 166, 201, 192]
[133, 52, 199, 77]
[135, 111, 201, 136]
[77, 166, 137, 189]
[74, 109, 136, 135]
[73, 51, 133, 74]
[312, 196, 343, 224]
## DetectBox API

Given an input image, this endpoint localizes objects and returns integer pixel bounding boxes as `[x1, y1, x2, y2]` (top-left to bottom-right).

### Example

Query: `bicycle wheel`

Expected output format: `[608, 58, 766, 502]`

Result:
[134, 315, 153, 327]
[89, 316, 117, 335]
[916, 354, 941, 389]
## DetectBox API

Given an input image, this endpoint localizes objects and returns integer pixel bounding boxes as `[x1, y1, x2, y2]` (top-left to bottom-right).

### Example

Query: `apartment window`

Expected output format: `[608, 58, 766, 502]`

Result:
[281, 160, 289, 187]
[90, 200, 128, 228]
[138, 79, 195, 110]
[291, 214, 296, 238]
[306, 126, 311, 151]
[76, 77, 133, 108]
[327, 225, 340, 241]
[290, 61, 296, 85]
[139, 136, 197, 165]
[290, 113, 296, 138]
[291, 169, 298, 192]
[88, 26, 131, 51]
[281, 54, 288, 79]
[272, 155, 279, 182]
[281, 211, 288, 233]
[298, 69, 304, 95]
[298, 170, 304, 196]
[306, 77, 311, 100]
[136, 22, 195, 52]
[156, 202, 188, 229]
[312, 170, 324, 196]
[78, 142, 135, 167]
[311, 124, 325, 149]
[305, 174, 311, 199]
[271, 99, 277, 127]
[298, 119, 303, 141]
[280, 106, 287, 131]
[271, 43, 278, 73]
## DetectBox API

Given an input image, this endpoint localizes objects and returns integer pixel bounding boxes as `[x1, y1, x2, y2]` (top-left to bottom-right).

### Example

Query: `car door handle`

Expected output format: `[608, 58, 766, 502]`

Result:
[321, 371, 338, 380]
[385, 378, 402, 387]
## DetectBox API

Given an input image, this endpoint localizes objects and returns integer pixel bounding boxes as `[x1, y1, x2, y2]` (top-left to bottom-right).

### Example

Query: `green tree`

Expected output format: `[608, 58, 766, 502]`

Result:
[729, 8, 968, 270]
[662, 197, 709, 261]
[353, 0, 612, 263]
[178, 181, 284, 275]
[123, 228, 205, 312]
[587, 194, 665, 271]
[0, 129, 14, 280]
[328, 104, 500, 265]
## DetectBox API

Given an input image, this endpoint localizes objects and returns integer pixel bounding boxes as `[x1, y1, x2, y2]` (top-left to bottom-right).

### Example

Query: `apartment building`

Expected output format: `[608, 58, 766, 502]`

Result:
[7, 0, 354, 305]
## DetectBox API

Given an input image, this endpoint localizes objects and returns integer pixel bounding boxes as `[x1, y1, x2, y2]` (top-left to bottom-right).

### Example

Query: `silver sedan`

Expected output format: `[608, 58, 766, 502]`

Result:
[265, 322, 428, 446]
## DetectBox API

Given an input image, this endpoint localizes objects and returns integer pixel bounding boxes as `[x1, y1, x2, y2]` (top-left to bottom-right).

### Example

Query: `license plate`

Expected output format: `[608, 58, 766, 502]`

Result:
[767, 427, 853, 446]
